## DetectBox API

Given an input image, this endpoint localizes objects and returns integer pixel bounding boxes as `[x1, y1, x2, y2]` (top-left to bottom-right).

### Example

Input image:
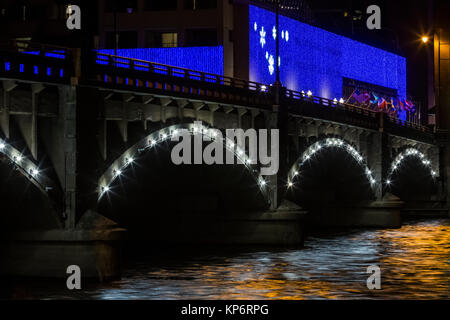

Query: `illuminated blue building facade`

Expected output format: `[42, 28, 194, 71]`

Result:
[249, 5, 407, 100]
[97, 47, 224, 75]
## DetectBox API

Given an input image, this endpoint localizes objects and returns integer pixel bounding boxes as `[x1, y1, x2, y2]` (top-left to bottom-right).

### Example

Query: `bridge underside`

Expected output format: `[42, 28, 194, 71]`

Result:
[0, 48, 446, 280]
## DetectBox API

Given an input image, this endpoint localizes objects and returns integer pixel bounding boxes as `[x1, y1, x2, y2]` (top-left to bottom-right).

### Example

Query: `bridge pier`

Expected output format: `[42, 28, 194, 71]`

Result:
[0, 211, 126, 280]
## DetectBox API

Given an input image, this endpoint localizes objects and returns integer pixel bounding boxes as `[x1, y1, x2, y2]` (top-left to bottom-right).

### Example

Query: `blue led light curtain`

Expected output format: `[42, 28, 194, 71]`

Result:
[97, 46, 224, 75]
[249, 5, 407, 100]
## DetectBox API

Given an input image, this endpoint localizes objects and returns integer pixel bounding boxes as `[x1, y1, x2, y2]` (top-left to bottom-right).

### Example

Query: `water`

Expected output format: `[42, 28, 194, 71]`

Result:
[2, 218, 450, 299]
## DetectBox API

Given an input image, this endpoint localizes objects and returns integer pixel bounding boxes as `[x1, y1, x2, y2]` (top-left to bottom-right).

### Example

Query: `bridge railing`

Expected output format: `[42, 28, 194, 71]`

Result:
[94, 52, 268, 92]
[0, 40, 71, 60]
[285, 89, 378, 117]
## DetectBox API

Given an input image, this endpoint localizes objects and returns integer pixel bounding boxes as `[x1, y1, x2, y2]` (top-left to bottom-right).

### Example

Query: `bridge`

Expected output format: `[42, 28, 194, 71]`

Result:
[0, 42, 444, 280]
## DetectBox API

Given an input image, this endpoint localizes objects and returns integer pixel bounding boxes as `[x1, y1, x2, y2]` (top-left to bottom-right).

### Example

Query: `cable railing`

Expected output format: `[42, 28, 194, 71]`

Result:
[0, 41, 431, 134]
[1, 40, 71, 59]
[285, 89, 378, 117]
[95, 52, 268, 92]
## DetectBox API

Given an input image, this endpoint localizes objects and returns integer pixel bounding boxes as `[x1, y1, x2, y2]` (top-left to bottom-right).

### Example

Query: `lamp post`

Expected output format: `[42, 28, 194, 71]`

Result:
[422, 29, 442, 129]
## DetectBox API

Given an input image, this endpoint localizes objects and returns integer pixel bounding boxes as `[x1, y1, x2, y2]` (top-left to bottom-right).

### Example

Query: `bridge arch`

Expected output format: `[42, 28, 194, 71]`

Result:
[0, 138, 61, 229]
[386, 148, 437, 186]
[286, 137, 377, 193]
[97, 122, 271, 206]
[0, 138, 56, 196]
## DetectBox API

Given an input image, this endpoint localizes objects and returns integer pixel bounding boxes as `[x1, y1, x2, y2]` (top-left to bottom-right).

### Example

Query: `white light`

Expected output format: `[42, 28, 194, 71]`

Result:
[228, 141, 235, 148]
[431, 170, 437, 176]
[339, 98, 344, 104]
[126, 157, 134, 164]
[193, 127, 199, 133]
[103, 186, 110, 192]
[0, 142, 5, 150]
[172, 129, 178, 135]
[386, 179, 391, 185]
[15, 155, 22, 162]
[261, 85, 267, 91]
[162, 133, 167, 139]
[114, 169, 122, 176]
[150, 139, 156, 146]
[285, 30, 289, 41]
[30, 169, 39, 176]
[260, 179, 266, 186]
[293, 170, 298, 176]
[245, 158, 252, 164]
[238, 149, 244, 156]
[288, 181, 293, 188]
[370, 178, 376, 184]
[259, 26, 266, 48]
[307, 90, 312, 97]
[333, 98, 337, 104]
[272, 26, 277, 40]
[254, 22, 257, 31]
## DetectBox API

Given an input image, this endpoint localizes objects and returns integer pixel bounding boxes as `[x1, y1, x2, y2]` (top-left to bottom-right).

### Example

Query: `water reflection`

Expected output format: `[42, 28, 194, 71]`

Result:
[2, 219, 450, 299]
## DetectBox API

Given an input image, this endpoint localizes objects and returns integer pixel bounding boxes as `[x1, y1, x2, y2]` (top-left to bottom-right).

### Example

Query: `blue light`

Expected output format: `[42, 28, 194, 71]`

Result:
[249, 5, 407, 100]
[47, 67, 51, 76]
[97, 46, 224, 75]
[20, 64, 24, 72]
[60, 69, 64, 77]
[5, 62, 10, 71]
[34, 66, 38, 74]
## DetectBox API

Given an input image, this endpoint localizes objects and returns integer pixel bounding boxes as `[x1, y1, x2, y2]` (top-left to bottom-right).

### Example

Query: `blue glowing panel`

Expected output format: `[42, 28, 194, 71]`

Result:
[97, 47, 224, 75]
[249, 5, 407, 99]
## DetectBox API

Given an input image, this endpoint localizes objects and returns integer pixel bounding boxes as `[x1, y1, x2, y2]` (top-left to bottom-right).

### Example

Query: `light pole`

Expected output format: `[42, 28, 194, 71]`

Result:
[422, 29, 442, 129]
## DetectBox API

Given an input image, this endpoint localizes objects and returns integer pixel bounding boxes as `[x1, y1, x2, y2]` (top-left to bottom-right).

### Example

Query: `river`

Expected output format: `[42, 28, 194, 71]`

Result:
[2, 218, 449, 299]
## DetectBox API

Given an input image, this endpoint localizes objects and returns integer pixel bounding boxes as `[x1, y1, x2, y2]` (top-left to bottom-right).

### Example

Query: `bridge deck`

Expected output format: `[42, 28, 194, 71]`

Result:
[0, 42, 434, 143]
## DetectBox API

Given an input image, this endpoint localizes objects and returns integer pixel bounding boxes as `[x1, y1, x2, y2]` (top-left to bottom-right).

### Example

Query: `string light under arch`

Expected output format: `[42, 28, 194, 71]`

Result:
[286, 137, 377, 192]
[385, 148, 437, 186]
[97, 123, 271, 205]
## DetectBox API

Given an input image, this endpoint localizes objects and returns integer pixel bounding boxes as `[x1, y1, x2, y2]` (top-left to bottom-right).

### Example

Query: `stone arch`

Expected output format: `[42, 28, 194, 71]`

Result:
[0, 138, 62, 229]
[97, 122, 271, 205]
[386, 147, 437, 185]
[0, 138, 57, 196]
[286, 137, 377, 193]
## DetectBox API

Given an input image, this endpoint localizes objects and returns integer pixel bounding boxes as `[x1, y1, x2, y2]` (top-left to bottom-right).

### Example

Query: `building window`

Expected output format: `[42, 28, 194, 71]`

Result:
[105, 31, 138, 49]
[185, 29, 217, 46]
[184, 0, 217, 10]
[105, 0, 137, 13]
[145, 31, 178, 48]
[144, 0, 177, 11]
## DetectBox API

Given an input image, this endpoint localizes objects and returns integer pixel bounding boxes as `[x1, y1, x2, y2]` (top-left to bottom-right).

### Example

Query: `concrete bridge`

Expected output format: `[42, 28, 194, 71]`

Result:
[0, 43, 444, 280]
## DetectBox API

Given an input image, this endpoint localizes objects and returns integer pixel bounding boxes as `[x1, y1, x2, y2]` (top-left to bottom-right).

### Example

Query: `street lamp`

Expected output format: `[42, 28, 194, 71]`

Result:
[421, 36, 429, 43]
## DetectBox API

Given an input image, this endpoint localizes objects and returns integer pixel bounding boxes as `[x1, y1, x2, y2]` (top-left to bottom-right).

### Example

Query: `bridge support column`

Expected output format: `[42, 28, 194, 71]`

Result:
[58, 85, 78, 228]
[0, 81, 16, 139]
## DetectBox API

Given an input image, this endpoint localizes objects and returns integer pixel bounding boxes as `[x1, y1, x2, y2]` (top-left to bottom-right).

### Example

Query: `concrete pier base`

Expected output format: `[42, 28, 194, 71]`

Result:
[0, 211, 126, 280]
[213, 201, 307, 245]
[401, 200, 449, 218]
[127, 201, 307, 246]
[307, 194, 403, 228]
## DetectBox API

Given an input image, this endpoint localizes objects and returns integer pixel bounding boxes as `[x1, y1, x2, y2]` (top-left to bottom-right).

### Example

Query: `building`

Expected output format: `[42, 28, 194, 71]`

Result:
[97, 0, 407, 106]
[0, 0, 97, 48]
